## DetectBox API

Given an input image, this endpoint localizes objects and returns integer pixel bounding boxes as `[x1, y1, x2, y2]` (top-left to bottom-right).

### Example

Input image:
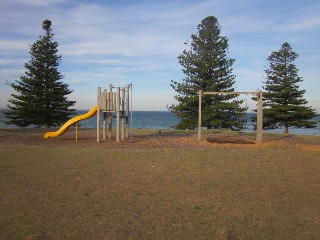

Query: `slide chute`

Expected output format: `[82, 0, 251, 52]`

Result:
[44, 105, 98, 139]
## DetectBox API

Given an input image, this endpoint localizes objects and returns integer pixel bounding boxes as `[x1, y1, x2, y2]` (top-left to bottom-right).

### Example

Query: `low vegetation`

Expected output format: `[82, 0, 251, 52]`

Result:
[0, 129, 319, 239]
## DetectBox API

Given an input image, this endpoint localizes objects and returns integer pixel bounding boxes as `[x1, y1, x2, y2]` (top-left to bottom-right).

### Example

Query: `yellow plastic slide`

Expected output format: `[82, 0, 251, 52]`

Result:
[44, 105, 98, 139]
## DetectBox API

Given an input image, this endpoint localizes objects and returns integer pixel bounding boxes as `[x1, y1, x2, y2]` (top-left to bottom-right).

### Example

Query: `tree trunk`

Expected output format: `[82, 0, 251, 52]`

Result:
[284, 125, 289, 134]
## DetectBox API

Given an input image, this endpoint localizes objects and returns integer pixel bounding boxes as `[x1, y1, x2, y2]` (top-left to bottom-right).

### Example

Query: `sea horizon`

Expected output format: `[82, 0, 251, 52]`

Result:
[1, 109, 319, 135]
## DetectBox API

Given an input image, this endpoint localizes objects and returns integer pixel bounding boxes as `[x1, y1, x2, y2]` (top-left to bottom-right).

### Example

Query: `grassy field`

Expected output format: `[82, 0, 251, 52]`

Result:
[0, 129, 319, 239]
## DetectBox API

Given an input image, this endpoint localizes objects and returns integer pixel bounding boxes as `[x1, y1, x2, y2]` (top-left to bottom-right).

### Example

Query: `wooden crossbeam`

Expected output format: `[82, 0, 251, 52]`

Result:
[202, 91, 260, 95]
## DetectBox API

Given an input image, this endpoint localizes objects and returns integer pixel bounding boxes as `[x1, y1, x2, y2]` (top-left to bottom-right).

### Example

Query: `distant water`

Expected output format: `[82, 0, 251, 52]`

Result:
[77, 111, 179, 130]
[1, 109, 319, 135]
[0, 110, 179, 130]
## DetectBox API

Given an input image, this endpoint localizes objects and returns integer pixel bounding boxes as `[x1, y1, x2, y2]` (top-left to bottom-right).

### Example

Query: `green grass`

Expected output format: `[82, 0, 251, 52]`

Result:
[1, 142, 320, 239]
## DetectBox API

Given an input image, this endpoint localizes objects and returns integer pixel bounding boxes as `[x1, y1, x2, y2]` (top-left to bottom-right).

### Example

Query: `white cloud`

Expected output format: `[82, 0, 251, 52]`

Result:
[286, 15, 320, 30]
[0, 59, 15, 65]
[10, 0, 66, 6]
[0, 0, 319, 111]
[0, 39, 30, 52]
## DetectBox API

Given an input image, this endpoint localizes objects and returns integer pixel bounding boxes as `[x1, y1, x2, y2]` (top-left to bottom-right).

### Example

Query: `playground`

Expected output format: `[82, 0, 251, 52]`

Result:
[42, 83, 268, 146]
[1, 127, 320, 150]
[1, 84, 319, 239]
[0, 128, 320, 151]
[44, 84, 132, 143]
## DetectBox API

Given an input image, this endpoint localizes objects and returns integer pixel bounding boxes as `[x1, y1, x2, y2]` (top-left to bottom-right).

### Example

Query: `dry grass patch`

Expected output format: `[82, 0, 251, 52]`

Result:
[1, 138, 320, 239]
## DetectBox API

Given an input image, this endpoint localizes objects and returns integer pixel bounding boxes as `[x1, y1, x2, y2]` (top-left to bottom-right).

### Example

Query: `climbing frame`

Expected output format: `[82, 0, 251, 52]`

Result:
[96, 84, 131, 142]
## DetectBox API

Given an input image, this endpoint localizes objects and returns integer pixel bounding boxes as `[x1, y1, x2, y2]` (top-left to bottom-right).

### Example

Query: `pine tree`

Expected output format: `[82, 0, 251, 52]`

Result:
[4, 19, 75, 127]
[260, 42, 317, 134]
[168, 16, 246, 130]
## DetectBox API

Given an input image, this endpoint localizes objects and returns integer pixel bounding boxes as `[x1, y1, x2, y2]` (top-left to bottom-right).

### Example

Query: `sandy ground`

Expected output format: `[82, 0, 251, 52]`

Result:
[0, 128, 319, 151]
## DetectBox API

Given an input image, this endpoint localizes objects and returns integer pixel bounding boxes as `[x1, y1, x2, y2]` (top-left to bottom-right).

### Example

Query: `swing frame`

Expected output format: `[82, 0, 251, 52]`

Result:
[197, 90, 263, 143]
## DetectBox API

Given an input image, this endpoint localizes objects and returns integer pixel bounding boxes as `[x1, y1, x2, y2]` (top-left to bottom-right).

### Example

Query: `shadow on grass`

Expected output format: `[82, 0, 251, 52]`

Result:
[205, 132, 295, 145]
[0, 134, 19, 138]
[206, 137, 255, 144]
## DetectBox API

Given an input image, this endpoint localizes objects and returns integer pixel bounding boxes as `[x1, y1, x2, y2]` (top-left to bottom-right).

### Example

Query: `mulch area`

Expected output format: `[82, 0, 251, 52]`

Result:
[1, 128, 319, 151]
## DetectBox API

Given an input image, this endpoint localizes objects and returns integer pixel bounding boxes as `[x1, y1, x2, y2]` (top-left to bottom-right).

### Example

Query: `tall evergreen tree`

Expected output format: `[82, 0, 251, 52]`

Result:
[259, 42, 317, 134]
[168, 16, 246, 130]
[4, 19, 75, 127]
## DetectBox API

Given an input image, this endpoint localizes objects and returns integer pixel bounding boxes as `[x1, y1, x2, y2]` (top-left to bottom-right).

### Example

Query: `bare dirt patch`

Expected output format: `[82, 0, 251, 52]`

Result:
[0, 128, 319, 151]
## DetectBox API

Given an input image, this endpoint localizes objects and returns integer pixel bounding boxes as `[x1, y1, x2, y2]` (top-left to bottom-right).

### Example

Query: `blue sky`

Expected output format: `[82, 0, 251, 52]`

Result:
[0, 0, 319, 111]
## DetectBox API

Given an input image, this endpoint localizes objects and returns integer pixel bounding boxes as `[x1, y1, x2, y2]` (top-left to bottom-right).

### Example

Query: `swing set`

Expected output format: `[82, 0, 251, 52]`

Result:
[197, 90, 263, 143]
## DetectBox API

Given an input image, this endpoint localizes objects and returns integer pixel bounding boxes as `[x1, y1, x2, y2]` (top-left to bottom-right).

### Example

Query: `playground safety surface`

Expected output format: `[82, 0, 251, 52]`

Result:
[0, 128, 319, 151]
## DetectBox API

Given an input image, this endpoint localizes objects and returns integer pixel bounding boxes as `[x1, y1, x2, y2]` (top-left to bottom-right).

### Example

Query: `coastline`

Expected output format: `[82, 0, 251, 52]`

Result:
[1, 109, 319, 135]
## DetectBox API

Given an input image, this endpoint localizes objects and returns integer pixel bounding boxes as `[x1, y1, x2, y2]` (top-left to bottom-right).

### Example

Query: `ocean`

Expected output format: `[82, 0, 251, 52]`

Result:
[0, 110, 319, 135]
